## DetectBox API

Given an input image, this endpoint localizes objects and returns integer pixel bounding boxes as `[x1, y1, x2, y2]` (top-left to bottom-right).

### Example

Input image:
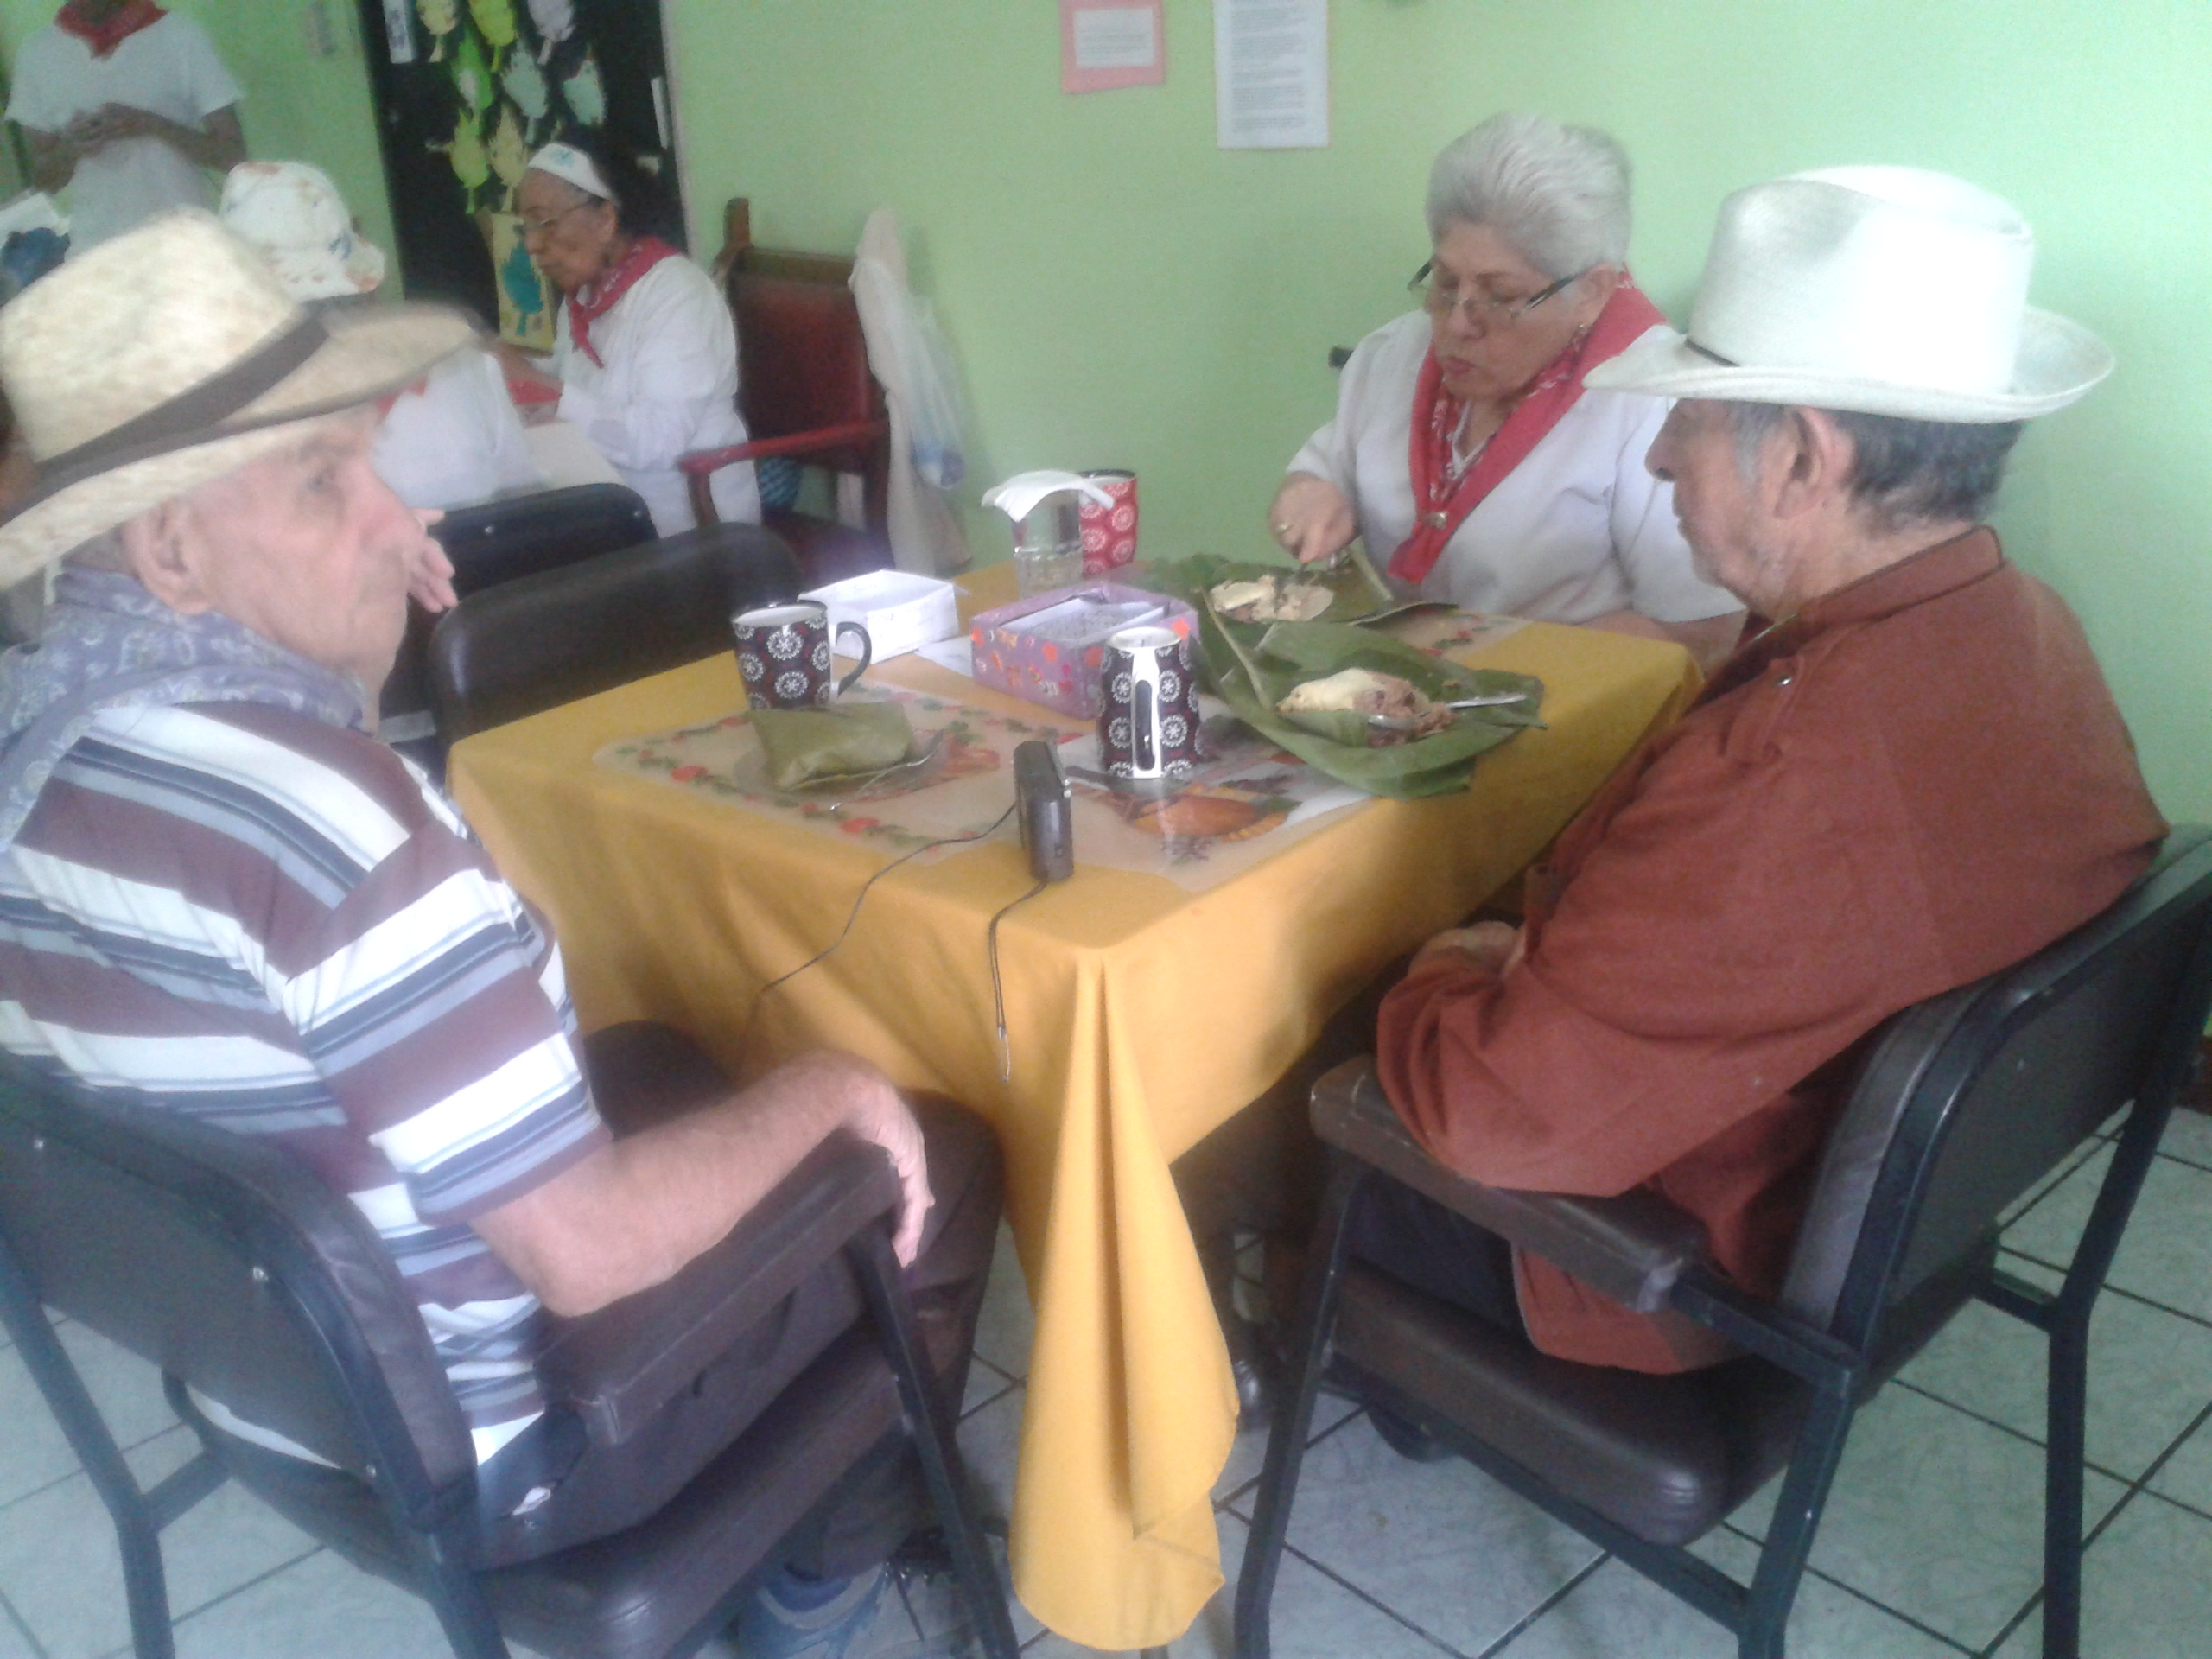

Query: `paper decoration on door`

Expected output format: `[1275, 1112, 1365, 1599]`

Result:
[488, 211, 554, 350]
[1061, 1, 1166, 94]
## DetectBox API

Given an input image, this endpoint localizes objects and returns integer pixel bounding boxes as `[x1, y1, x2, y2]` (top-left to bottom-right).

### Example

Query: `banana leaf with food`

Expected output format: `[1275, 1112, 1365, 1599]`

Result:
[1198, 611, 1543, 798]
[1128, 547, 1400, 632]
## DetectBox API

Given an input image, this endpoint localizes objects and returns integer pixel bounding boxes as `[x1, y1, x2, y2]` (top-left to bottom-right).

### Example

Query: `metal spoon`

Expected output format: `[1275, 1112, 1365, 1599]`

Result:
[817, 734, 948, 805]
[1366, 691, 1534, 734]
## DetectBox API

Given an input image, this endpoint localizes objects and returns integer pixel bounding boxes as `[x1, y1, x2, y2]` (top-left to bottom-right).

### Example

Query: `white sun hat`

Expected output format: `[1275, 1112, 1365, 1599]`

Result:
[1586, 166, 2112, 422]
[219, 161, 387, 302]
[0, 209, 472, 586]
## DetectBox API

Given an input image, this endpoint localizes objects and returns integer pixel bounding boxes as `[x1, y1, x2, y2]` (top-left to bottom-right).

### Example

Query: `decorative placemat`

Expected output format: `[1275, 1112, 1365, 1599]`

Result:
[597, 689, 1370, 891]
[597, 689, 1061, 854]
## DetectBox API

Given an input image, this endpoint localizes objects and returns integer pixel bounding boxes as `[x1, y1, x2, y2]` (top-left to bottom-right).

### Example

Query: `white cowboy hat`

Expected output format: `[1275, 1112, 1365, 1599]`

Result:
[1586, 165, 2112, 422]
[219, 160, 387, 301]
[0, 209, 471, 586]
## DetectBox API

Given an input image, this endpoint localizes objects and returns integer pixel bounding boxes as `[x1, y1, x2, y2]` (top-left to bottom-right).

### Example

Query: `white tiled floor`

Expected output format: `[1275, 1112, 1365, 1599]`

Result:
[3, 1114, 2209, 1658]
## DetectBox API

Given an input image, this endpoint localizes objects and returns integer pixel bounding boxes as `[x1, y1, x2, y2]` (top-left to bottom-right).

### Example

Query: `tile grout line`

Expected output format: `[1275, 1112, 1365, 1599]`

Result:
[1472, 1552, 1610, 1659]
[1216, 1403, 1364, 1517]
[90, 1544, 330, 1659]
[1996, 1245, 2212, 1333]
[1713, 1521, 1981, 1655]
[1884, 1376, 2144, 1490]
[0, 1415, 190, 1522]
[1977, 1592, 2038, 1658]
[157, 1541, 328, 1639]
[0, 1583, 45, 1659]
[1263, 1534, 1482, 1659]
[1997, 1137, 2108, 1231]
[2086, 1395, 2212, 1549]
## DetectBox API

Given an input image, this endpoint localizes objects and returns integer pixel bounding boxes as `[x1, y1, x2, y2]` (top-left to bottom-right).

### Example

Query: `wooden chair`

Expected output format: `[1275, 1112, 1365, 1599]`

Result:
[679, 199, 894, 588]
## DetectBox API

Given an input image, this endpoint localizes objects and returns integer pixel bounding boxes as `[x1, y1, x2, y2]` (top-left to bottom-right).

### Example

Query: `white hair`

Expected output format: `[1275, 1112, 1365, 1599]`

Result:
[1425, 112, 1633, 277]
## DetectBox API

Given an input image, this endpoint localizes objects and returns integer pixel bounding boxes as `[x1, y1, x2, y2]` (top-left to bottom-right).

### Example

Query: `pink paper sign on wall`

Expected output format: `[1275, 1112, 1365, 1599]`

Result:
[1061, 0, 1166, 94]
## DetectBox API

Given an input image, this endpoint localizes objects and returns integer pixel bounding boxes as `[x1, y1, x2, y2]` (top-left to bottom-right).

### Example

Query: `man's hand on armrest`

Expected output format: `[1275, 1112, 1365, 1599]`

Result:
[474, 1049, 932, 1318]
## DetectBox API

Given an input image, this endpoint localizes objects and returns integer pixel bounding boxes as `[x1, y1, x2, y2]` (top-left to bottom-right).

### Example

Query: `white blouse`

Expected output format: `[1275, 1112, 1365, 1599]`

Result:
[553, 255, 761, 537]
[1289, 311, 1738, 624]
[373, 349, 543, 512]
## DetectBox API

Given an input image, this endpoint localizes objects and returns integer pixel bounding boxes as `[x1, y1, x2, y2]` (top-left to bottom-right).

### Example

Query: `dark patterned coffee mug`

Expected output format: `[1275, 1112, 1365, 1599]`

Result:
[732, 601, 872, 709]
[1098, 625, 1199, 780]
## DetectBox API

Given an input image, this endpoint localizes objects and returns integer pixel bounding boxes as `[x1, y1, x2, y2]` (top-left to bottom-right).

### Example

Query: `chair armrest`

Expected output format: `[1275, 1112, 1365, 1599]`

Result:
[1310, 1058, 1709, 1313]
[679, 421, 887, 475]
[531, 1129, 900, 1445]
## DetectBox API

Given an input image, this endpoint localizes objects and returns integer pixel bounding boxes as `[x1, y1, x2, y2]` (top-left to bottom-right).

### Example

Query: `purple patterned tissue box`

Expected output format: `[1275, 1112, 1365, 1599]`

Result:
[969, 582, 1198, 719]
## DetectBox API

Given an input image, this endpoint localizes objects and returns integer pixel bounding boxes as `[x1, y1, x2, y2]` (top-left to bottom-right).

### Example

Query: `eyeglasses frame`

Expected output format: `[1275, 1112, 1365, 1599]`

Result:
[1408, 260, 1590, 327]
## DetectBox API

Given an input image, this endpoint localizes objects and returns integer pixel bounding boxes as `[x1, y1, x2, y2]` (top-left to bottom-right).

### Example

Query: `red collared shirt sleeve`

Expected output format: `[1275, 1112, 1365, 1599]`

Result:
[1378, 696, 1928, 1197]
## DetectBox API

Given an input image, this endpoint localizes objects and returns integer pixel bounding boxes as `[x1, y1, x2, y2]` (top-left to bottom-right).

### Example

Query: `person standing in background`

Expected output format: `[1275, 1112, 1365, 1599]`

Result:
[7, 0, 245, 251]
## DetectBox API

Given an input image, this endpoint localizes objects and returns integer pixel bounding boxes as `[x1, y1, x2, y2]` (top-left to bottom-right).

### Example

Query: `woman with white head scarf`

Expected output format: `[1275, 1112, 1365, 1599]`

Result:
[509, 139, 759, 536]
[1273, 113, 1743, 668]
[219, 160, 543, 513]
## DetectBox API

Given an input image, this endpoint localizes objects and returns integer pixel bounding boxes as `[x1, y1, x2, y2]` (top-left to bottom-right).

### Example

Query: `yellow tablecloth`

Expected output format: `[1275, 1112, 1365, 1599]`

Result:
[447, 581, 1695, 1649]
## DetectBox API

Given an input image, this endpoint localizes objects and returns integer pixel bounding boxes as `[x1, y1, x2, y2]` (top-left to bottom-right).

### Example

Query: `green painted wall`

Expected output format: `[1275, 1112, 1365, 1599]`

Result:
[0, 0, 394, 273]
[2, 3, 2204, 818]
[664, 0, 2211, 820]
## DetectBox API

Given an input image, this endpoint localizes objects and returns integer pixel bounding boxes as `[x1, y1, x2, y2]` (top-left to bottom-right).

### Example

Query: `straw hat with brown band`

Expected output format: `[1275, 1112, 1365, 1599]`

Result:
[0, 207, 474, 588]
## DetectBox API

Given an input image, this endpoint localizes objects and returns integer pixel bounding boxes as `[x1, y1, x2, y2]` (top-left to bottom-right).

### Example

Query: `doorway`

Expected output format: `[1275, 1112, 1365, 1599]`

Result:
[353, 0, 683, 343]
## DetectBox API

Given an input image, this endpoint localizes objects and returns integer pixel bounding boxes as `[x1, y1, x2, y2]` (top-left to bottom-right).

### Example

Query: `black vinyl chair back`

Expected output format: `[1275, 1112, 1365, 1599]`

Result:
[428, 524, 801, 745]
[1780, 828, 2212, 1353]
[433, 484, 657, 599]
[0, 1055, 475, 1520]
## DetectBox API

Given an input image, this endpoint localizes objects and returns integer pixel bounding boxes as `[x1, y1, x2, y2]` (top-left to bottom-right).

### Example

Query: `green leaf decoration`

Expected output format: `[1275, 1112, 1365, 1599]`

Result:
[469, 0, 518, 51]
[453, 27, 491, 110]
[564, 53, 606, 125]
[503, 50, 550, 121]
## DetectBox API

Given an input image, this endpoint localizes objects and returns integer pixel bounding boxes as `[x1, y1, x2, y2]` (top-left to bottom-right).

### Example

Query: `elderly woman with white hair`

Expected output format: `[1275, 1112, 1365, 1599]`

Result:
[505, 139, 759, 537]
[1272, 112, 1743, 666]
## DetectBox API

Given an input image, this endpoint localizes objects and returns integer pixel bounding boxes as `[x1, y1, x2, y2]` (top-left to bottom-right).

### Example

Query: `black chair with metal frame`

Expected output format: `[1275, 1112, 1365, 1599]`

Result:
[1236, 828, 2212, 1659]
[0, 1035, 1022, 1659]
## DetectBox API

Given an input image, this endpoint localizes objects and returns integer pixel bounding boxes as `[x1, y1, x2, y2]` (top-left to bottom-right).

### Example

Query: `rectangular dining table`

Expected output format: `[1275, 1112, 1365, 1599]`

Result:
[445, 563, 1698, 1650]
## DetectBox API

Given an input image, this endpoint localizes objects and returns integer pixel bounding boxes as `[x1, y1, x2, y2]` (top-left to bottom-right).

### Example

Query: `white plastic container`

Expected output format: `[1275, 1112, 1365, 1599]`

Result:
[798, 570, 961, 661]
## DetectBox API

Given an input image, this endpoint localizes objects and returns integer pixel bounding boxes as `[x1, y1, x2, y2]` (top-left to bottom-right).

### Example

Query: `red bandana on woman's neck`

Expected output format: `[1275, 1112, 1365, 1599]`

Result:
[1388, 277, 1667, 587]
[567, 236, 679, 367]
[56, 0, 165, 59]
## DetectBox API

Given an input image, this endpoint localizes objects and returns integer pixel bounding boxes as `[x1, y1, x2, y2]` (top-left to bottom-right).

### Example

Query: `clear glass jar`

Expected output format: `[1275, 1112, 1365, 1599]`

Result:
[1013, 499, 1084, 596]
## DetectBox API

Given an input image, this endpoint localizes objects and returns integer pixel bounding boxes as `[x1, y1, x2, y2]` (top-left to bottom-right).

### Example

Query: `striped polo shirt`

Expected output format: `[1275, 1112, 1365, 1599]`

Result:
[0, 699, 610, 1463]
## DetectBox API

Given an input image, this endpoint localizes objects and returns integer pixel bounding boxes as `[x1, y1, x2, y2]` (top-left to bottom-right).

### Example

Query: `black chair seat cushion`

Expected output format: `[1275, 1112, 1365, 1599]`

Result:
[1332, 1264, 1808, 1546]
[218, 1324, 905, 1659]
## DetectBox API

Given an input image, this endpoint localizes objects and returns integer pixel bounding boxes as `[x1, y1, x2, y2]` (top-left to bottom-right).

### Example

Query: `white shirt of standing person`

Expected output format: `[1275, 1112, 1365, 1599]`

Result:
[374, 349, 546, 512]
[550, 255, 760, 537]
[1291, 311, 1740, 624]
[5, 15, 241, 251]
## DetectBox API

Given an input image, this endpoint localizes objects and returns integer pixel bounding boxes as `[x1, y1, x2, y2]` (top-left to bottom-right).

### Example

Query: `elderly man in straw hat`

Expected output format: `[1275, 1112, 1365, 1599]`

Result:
[1353, 167, 2166, 1389]
[0, 210, 1003, 1650]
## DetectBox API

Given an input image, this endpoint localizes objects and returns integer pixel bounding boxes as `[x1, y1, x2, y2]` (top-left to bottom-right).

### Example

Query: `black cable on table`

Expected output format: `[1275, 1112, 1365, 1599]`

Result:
[988, 876, 1053, 1082]
[741, 800, 1019, 1052]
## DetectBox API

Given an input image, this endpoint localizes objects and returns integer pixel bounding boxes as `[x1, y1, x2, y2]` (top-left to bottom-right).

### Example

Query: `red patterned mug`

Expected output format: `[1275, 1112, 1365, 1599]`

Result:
[1079, 469, 1138, 575]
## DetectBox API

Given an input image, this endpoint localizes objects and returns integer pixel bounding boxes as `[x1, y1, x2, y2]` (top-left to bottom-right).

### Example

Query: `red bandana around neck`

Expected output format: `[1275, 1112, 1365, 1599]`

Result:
[1387, 277, 1668, 587]
[56, 0, 165, 59]
[566, 236, 679, 367]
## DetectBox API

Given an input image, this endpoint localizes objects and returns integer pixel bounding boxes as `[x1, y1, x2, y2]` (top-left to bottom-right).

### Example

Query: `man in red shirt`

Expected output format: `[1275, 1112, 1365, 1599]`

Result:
[1369, 167, 2167, 1374]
